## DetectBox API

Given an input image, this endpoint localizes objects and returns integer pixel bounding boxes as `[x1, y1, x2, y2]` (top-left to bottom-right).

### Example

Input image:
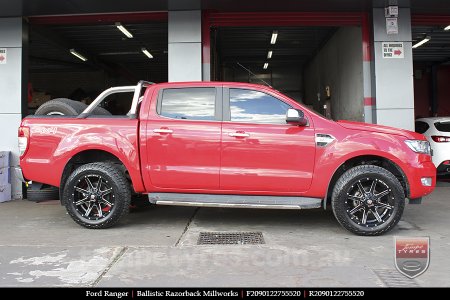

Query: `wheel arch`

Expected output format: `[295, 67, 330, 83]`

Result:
[59, 149, 138, 201]
[324, 155, 409, 209]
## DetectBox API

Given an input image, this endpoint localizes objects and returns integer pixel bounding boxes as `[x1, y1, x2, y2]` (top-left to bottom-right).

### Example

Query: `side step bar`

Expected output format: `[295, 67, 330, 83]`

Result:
[148, 193, 322, 210]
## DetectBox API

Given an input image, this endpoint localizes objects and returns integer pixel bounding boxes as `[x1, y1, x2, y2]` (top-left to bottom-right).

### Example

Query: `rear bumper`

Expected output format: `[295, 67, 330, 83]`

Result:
[13, 166, 26, 183]
[408, 161, 436, 199]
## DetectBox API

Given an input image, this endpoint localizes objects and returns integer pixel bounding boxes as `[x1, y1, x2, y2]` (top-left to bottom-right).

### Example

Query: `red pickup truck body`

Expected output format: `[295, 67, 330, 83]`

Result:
[18, 81, 436, 235]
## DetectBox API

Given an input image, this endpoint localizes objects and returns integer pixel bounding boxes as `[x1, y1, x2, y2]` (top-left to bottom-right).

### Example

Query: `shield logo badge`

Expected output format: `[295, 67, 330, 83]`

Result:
[395, 237, 430, 279]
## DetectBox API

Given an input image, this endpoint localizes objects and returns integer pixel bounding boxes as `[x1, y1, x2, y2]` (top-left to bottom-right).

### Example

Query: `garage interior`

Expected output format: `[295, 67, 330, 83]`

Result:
[210, 25, 365, 122]
[412, 24, 450, 118]
[28, 16, 168, 114]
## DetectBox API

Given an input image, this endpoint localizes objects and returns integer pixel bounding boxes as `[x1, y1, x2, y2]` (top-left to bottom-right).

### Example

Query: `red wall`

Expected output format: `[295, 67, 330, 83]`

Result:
[414, 65, 450, 118]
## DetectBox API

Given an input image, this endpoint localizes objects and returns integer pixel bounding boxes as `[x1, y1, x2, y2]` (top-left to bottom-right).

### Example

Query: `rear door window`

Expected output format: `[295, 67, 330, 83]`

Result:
[158, 88, 216, 121]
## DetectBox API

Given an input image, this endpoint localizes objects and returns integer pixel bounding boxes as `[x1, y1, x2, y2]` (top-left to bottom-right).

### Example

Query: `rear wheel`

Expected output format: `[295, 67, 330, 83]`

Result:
[62, 162, 131, 229]
[331, 165, 405, 236]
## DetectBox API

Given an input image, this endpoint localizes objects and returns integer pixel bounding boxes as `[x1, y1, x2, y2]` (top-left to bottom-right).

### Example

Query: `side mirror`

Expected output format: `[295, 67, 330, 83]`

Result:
[286, 108, 307, 126]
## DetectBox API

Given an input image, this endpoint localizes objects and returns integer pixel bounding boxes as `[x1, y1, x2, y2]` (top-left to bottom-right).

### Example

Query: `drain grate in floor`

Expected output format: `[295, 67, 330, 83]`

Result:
[372, 269, 420, 287]
[197, 232, 265, 245]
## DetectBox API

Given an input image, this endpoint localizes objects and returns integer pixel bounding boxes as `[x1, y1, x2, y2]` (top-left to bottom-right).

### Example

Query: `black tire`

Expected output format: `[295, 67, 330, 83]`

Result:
[27, 187, 59, 202]
[35, 98, 86, 116]
[62, 162, 131, 229]
[331, 165, 405, 236]
[92, 106, 111, 115]
[35, 98, 111, 116]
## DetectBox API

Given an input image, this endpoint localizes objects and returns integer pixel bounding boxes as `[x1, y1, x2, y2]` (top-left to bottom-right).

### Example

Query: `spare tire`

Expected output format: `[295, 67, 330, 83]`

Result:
[27, 186, 59, 202]
[35, 98, 111, 116]
[92, 106, 111, 115]
[35, 98, 87, 116]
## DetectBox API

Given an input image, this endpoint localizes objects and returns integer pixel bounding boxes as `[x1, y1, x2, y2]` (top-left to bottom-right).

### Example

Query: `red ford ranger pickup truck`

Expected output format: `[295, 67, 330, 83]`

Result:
[16, 81, 436, 235]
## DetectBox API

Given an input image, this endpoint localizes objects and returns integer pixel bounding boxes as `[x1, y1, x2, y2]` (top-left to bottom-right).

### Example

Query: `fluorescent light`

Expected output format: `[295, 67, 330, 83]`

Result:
[115, 22, 133, 38]
[141, 48, 153, 59]
[263, 62, 269, 69]
[267, 50, 273, 59]
[412, 36, 431, 49]
[69, 49, 87, 61]
[445, 25, 450, 31]
[270, 31, 278, 45]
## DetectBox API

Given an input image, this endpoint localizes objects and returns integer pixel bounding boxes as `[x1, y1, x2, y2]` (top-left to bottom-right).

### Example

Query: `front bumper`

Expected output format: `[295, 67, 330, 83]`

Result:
[408, 161, 436, 199]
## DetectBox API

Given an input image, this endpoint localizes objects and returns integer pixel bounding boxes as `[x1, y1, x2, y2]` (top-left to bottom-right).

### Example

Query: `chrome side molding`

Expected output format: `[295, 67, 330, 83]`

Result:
[148, 193, 322, 210]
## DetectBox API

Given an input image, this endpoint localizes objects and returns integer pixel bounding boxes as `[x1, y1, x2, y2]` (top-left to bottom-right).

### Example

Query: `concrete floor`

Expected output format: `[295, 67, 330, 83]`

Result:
[0, 182, 449, 287]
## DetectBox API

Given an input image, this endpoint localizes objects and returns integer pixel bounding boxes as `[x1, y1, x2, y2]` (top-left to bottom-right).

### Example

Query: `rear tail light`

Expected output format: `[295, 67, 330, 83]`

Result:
[431, 136, 450, 143]
[18, 126, 30, 158]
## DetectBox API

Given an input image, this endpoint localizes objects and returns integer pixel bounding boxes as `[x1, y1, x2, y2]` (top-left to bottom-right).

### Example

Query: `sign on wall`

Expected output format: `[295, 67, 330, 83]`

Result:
[386, 18, 399, 35]
[382, 42, 404, 59]
[0, 48, 6, 64]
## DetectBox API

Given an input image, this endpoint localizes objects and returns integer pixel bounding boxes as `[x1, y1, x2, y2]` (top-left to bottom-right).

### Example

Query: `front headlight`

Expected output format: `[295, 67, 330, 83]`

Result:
[405, 140, 431, 155]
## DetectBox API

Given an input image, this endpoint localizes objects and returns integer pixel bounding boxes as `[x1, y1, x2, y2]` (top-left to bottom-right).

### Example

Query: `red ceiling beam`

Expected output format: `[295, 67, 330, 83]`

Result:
[28, 12, 168, 25]
[208, 12, 365, 27]
[412, 15, 450, 26]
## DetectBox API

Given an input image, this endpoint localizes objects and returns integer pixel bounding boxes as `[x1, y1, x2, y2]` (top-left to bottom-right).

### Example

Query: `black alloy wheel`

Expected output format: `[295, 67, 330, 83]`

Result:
[63, 162, 131, 229]
[332, 165, 405, 236]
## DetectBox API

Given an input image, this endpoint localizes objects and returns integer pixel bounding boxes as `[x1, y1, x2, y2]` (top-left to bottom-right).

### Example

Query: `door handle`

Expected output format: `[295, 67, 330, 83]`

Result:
[228, 132, 250, 138]
[153, 128, 173, 134]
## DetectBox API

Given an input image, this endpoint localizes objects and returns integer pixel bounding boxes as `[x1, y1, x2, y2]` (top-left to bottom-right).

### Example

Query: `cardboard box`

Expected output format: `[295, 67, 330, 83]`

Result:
[0, 184, 11, 203]
[0, 151, 9, 168]
[0, 167, 9, 185]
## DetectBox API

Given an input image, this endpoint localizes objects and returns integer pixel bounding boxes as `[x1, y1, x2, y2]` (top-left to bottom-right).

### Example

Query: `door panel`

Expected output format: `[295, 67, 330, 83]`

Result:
[221, 123, 315, 193]
[145, 87, 221, 190]
[220, 88, 315, 193]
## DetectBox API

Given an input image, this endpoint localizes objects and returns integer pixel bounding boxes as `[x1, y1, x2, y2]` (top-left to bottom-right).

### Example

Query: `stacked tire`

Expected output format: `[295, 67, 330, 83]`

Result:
[34, 98, 111, 116]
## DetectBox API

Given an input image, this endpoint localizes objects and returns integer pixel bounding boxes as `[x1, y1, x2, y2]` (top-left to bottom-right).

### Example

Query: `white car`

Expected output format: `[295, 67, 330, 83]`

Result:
[415, 117, 450, 175]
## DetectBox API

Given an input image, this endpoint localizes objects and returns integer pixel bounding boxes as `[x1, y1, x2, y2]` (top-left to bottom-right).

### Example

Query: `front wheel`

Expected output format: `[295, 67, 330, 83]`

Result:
[331, 165, 405, 236]
[62, 162, 131, 229]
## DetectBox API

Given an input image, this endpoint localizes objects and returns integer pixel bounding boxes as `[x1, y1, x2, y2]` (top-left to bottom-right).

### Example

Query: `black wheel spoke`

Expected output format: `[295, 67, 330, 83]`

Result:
[361, 209, 368, 224]
[84, 203, 94, 217]
[348, 195, 362, 202]
[75, 195, 89, 206]
[371, 209, 383, 222]
[356, 182, 366, 194]
[375, 202, 393, 210]
[100, 197, 113, 207]
[375, 189, 390, 200]
[369, 180, 377, 193]
[97, 178, 103, 192]
[75, 186, 89, 194]
[100, 188, 113, 196]
[85, 177, 95, 191]
[96, 204, 103, 218]
[349, 204, 364, 215]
